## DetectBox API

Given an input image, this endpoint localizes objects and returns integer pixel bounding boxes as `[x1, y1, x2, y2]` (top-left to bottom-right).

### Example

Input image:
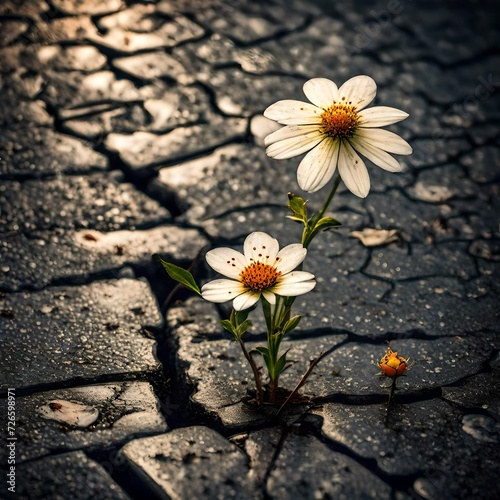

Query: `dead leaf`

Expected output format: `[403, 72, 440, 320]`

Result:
[350, 228, 400, 247]
[38, 400, 99, 428]
[412, 182, 453, 203]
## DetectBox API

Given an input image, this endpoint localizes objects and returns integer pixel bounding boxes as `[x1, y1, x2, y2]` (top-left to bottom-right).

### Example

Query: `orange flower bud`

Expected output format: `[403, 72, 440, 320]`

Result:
[377, 345, 409, 377]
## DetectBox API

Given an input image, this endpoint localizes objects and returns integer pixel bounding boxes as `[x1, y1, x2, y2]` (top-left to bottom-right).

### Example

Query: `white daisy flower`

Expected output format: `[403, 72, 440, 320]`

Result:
[264, 75, 412, 198]
[201, 232, 316, 311]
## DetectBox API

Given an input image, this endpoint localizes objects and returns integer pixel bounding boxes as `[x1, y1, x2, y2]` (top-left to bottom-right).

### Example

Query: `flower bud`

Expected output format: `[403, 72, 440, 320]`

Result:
[378, 345, 409, 377]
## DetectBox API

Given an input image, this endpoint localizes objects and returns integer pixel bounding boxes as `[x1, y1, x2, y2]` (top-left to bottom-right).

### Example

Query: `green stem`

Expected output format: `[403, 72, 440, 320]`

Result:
[272, 296, 285, 333]
[269, 297, 283, 403]
[301, 224, 308, 249]
[270, 376, 279, 404]
[262, 296, 293, 404]
[318, 174, 341, 220]
[388, 376, 397, 406]
[302, 174, 341, 248]
[262, 297, 273, 338]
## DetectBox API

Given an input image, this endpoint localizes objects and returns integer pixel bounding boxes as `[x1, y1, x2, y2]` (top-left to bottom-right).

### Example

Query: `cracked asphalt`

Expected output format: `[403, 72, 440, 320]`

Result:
[1, 0, 499, 498]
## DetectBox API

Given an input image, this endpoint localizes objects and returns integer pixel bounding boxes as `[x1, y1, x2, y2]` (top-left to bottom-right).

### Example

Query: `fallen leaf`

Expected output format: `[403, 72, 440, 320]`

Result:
[412, 182, 453, 203]
[350, 228, 400, 247]
[38, 400, 99, 428]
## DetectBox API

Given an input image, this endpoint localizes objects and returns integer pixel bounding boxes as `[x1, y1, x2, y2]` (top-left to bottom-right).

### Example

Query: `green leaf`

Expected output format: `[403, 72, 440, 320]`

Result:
[229, 308, 237, 326]
[254, 346, 270, 358]
[254, 346, 271, 365]
[228, 309, 252, 337]
[234, 309, 250, 325]
[255, 347, 274, 379]
[236, 320, 253, 337]
[287, 193, 308, 224]
[253, 346, 273, 374]
[286, 215, 306, 224]
[274, 351, 289, 375]
[220, 319, 236, 336]
[307, 213, 320, 229]
[156, 257, 201, 295]
[314, 216, 341, 232]
[282, 315, 301, 335]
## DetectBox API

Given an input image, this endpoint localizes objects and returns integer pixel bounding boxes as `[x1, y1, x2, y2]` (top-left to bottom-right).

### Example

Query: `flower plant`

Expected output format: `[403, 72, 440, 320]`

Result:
[159, 76, 411, 406]
[378, 344, 415, 406]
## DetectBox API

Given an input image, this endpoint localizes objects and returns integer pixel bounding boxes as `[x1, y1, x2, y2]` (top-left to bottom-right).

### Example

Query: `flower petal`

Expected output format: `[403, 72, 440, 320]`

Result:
[297, 138, 340, 192]
[355, 128, 412, 155]
[358, 106, 409, 127]
[264, 124, 322, 147]
[271, 272, 316, 296]
[201, 279, 246, 303]
[243, 232, 279, 265]
[263, 99, 323, 125]
[274, 244, 307, 275]
[266, 130, 324, 160]
[233, 290, 261, 311]
[338, 140, 370, 198]
[277, 270, 315, 285]
[349, 137, 402, 172]
[303, 78, 339, 108]
[205, 247, 247, 279]
[261, 290, 276, 305]
[338, 75, 377, 111]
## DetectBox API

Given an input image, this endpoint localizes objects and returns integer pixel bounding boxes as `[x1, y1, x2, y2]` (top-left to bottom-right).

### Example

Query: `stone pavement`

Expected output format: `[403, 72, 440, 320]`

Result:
[1, 0, 499, 498]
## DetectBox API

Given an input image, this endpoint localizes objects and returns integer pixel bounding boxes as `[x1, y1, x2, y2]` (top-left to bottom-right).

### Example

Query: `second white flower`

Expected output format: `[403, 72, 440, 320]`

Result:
[201, 231, 316, 311]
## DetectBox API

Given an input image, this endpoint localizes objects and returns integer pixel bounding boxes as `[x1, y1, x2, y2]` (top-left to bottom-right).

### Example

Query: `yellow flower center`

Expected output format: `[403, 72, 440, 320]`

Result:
[240, 262, 281, 291]
[386, 356, 402, 370]
[321, 103, 359, 139]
